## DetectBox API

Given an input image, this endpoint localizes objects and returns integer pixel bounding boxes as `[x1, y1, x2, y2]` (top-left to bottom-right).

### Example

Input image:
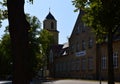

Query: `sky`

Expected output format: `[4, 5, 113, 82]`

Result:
[0, 0, 79, 44]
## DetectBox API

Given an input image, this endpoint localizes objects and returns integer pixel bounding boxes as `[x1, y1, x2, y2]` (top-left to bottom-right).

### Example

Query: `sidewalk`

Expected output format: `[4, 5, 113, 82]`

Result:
[31, 77, 120, 84]
[45, 78, 120, 84]
[31, 78, 51, 84]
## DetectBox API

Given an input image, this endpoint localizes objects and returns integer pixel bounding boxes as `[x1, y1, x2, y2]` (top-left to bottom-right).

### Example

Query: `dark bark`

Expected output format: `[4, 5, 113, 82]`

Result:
[108, 28, 114, 84]
[7, 0, 30, 84]
[101, 0, 115, 83]
[96, 43, 101, 82]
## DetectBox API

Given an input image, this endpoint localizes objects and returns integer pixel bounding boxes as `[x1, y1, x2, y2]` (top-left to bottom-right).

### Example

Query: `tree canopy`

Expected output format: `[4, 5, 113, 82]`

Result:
[0, 0, 33, 27]
[72, 0, 120, 41]
[0, 33, 12, 79]
[0, 0, 37, 83]
[0, 14, 41, 79]
[0, 13, 54, 80]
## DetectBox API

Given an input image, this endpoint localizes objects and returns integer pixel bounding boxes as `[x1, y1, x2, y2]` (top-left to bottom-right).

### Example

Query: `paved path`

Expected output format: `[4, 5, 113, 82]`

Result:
[32, 79, 120, 84]
[0, 81, 12, 84]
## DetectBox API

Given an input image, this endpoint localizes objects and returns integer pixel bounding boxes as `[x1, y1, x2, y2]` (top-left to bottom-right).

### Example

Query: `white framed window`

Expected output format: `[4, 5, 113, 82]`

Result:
[88, 37, 93, 48]
[76, 60, 80, 70]
[70, 44, 74, 54]
[57, 63, 60, 72]
[68, 61, 71, 72]
[113, 52, 118, 68]
[82, 59, 86, 70]
[88, 57, 93, 70]
[49, 50, 53, 62]
[101, 55, 107, 69]
[71, 61, 76, 71]
[76, 42, 80, 52]
[55, 64, 59, 72]
[59, 63, 62, 72]
[82, 23, 86, 32]
[82, 40, 86, 50]
[66, 62, 69, 72]
[76, 25, 80, 34]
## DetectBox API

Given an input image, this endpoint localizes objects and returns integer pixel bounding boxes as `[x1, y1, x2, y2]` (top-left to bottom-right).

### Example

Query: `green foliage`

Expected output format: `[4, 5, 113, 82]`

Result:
[0, 14, 54, 78]
[72, 0, 120, 43]
[82, 1, 107, 43]
[0, 0, 33, 28]
[39, 29, 54, 51]
[0, 0, 7, 28]
[0, 14, 41, 78]
[72, 0, 87, 11]
[0, 0, 53, 77]
[39, 29, 54, 66]
[0, 33, 12, 79]
[26, 15, 42, 76]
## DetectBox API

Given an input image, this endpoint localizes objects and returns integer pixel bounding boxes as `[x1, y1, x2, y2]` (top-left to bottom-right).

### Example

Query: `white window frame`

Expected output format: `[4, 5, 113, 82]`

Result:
[88, 57, 93, 70]
[88, 37, 93, 48]
[82, 40, 86, 50]
[76, 61, 80, 70]
[113, 52, 118, 69]
[101, 55, 107, 69]
[82, 59, 86, 70]
[82, 23, 86, 32]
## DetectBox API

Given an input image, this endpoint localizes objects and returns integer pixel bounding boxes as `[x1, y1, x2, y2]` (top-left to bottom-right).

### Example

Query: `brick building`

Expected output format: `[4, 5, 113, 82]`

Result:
[45, 10, 120, 81]
[100, 39, 120, 81]
[54, 10, 98, 79]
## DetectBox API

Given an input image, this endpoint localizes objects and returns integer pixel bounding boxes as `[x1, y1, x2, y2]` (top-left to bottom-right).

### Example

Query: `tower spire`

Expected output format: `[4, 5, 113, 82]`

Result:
[43, 10, 59, 44]
[49, 7, 51, 12]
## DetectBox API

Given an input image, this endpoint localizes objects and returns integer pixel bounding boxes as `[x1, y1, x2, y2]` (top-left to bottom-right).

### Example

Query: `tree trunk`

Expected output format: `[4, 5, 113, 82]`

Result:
[108, 28, 114, 84]
[7, 0, 30, 84]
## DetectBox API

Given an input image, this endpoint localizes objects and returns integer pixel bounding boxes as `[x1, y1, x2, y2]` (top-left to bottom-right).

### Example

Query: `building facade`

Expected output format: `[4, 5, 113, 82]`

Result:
[45, 10, 120, 81]
[54, 10, 98, 79]
[100, 40, 120, 81]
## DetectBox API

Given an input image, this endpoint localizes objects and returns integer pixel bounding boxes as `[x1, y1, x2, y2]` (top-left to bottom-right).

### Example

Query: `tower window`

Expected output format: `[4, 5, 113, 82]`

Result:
[51, 22, 54, 29]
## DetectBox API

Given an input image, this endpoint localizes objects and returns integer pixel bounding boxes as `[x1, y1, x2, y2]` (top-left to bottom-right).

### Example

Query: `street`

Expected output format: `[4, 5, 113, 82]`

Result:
[1, 79, 119, 84]
[0, 81, 12, 84]
[32, 79, 120, 84]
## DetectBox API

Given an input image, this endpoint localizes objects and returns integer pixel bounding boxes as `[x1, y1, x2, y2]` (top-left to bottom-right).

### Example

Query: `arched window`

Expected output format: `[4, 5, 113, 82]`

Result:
[51, 22, 54, 29]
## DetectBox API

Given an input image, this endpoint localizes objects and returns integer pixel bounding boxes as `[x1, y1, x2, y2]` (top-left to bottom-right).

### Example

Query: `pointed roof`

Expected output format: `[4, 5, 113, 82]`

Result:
[45, 12, 56, 20]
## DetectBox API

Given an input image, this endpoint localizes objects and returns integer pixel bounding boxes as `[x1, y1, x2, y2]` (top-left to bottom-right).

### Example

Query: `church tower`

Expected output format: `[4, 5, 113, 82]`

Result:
[43, 12, 59, 45]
